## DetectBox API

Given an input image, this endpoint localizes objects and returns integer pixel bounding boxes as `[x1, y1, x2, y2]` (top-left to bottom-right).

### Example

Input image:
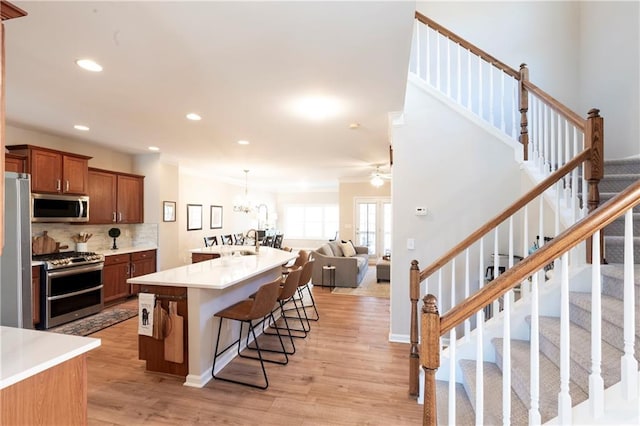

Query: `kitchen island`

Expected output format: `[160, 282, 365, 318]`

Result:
[0, 326, 100, 425]
[127, 247, 296, 388]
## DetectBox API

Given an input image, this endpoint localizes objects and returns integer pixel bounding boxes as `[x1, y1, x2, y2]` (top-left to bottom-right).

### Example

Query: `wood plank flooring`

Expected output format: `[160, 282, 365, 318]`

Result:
[86, 287, 422, 425]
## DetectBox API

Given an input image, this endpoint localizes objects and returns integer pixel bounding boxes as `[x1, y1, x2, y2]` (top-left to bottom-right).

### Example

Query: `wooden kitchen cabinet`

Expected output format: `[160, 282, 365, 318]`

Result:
[103, 254, 131, 304]
[88, 168, 144, 224]
[6, 145, 90, 195]
[31, 265, 40, 326]
[191, 252, 220, 263]
[104, 250, 156, 302]
[5, 153, 25, 173]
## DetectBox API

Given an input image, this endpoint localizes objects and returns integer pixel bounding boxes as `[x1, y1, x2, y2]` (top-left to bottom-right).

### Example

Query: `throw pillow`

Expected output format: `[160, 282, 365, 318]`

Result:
[340, 240, 357, 257]
[329, 241, 343, 257]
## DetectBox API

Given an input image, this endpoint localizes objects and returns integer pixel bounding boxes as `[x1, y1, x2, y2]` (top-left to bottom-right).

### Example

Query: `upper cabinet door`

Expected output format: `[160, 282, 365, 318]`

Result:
[31, 149, 62, 193]
[62, 154, 88, 194]
[117, 174, 144, 223]
[87, 168, 117, 224]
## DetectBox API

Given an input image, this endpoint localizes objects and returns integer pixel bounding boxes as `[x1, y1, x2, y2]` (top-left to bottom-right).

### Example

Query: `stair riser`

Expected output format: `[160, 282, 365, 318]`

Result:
[604, 215, 640, 236]
[603, 237, 640, 264]
[599, 176, 639, 193]
[569, 303, 640, 360]
[604, 161, 640, 175]
[601, 275, 640, 303]
[537, 333, 591, 395]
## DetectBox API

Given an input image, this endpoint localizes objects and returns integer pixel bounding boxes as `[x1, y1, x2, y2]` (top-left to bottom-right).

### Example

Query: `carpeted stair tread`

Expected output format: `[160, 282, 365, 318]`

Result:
[602, 236, 640, 264]
[569, 292, 640, 359]
[492, 338, 588, 423]
[604, 213, 640, 236]
[536, 316, 622, 393]
[599, 174, 639, 193]
[459, 359, 529, 425]
[600, 192, 640, 213]
[604, 159, 640, 175]
[436, 379, 475, 425]
[601, 264, 640, 303]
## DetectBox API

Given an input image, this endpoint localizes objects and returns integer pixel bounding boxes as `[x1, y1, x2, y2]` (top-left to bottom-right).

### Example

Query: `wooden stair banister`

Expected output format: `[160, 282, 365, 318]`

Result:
[420, 179, 640, 424]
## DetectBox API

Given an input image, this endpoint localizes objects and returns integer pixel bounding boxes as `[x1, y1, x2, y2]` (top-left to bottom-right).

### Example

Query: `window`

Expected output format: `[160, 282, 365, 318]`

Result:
[283, 204, 338, 239]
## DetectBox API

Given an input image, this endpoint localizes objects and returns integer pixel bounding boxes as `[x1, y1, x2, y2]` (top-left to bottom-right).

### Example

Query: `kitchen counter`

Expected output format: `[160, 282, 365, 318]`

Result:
[189, 245, 258, 255]
[127, 247, 296, 387]
[97, 244, 157, 256]
[0, 326, 100, 389]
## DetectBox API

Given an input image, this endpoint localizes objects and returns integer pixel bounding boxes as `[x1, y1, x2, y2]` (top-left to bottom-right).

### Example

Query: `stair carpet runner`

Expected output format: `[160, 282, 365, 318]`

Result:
[436, 158, 640, 425]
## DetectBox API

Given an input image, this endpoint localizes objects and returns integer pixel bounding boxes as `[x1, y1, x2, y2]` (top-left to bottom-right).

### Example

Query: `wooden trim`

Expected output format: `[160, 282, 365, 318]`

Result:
[521, 80, 584, 129]
[415, 11, 519, 79]
[7, 144, 93, 160]
[419, 149, 591, 282]
[440, 179, 640, 335]
[88, 166, 145, 179]
[1, 1, 27, 21]
[409, 260, 420, 397]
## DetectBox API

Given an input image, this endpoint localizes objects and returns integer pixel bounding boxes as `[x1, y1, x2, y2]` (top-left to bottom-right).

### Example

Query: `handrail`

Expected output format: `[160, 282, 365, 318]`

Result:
[414, 11, 519, 79]
[521, 79, 584, 129]
[419, 148, 590, 283]
[440, 178, 640, 334]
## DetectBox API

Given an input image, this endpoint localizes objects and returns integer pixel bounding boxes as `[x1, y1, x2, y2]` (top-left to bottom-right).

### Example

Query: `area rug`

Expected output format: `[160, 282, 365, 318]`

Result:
[331, 268, 390, 298]
[48, 306, 138, 336]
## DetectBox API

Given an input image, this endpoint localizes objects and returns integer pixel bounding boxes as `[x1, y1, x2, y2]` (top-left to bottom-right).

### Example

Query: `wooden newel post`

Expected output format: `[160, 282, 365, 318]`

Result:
[519, 63, 529, 161]
[409, 260, 420, 397]
[421, 294, 440, 426]
[584, 108, 604, 263]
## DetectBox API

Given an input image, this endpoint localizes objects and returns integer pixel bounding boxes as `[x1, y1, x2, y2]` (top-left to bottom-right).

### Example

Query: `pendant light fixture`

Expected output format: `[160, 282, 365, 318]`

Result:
[233, 170, 254, 213]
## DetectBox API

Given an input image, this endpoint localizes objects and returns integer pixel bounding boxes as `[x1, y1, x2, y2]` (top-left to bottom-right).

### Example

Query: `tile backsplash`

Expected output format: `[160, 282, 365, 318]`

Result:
[31, 223, 158, 252]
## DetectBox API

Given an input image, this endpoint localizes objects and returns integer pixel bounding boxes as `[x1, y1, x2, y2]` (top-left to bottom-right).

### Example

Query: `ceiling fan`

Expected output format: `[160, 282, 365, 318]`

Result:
[370, 165, 391, 187]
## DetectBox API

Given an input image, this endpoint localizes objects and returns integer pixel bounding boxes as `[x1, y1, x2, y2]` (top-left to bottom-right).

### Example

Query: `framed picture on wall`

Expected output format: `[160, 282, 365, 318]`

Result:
[210, 205, 223, 229]
[187, 204, 203, 231]
[163, 201, 176, 222]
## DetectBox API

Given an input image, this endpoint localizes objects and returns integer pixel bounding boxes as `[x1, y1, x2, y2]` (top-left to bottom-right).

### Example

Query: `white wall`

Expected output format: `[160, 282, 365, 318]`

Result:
[390, 81, 522, 341]
[579, 1, 640, 159]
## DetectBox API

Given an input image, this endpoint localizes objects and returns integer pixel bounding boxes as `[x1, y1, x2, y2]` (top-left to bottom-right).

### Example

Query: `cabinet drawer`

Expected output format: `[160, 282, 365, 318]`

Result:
[104, 254, 131, 266]
[131, 250, 155, 261]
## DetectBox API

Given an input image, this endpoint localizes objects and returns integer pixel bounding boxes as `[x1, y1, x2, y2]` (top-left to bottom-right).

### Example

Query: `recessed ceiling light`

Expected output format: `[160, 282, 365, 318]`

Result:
[349, 122, 360, 129]
[289, 95, 344, 121]
[148, 146, 160, 151]
[75, 59, 103, 72]
[237, 140, 250, 145]
[186, 113, 202, 121]
[73, 124, 90, 131]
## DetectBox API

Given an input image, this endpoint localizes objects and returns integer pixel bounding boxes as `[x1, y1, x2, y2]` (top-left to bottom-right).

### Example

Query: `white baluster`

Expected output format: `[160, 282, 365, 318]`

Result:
[529, 272, 541, 425]
[558, 253, 572, 424]
[538, 196, 545, 283]
[590, 229, 604, 417]
[512, 80, 518, 140]
[449, 259, 457, 424]
[493, 228, 500, 315]
[531, 97, 537, 163]
[500, 71, 506, 132]
[446, 40, 451, 97]
[564, 120, 571, 207]
[456, 43, 461, 104]
[466, 49, 472, 110]
[621, 209, 638, 399]
[414, 23, 420, 78]
[436, 32, 441, 91]
[555, 180, 561, 238]
[438, 269, 443, 315]
[550, 111, 556, 172]
[489, 66, 494, 127]
[476, 238, 486, 423]
[425, 27, 431, 85]
[478, 56, 483, 119]
[521, 205, 530, 298]
[543, 104, 549, 174]
[538, 99, 544, 171]
[571, 126, 579, 223]
[503, 221, 513, 425]
[464, 249, 471, 339]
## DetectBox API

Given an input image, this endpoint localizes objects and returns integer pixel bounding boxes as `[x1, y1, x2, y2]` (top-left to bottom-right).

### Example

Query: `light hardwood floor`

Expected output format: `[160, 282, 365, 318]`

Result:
[87, 287, 422, 425]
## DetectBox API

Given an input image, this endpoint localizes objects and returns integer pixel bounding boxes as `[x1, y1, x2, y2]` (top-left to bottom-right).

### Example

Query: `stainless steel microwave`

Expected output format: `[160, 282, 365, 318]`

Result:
[31, 194, 89, 223]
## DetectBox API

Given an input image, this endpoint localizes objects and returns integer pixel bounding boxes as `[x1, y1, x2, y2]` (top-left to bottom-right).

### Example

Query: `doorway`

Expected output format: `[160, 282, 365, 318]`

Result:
[354, 197, 391, 258]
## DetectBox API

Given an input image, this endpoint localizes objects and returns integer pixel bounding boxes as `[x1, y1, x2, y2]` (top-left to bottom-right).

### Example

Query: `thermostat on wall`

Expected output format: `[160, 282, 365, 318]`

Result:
[415, 207, 429, 216]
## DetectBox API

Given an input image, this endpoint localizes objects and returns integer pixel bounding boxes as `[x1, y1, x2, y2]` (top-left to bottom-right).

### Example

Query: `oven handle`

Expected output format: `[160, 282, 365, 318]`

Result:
[48, 284, 103, 301]
[46, 262, 104, 278]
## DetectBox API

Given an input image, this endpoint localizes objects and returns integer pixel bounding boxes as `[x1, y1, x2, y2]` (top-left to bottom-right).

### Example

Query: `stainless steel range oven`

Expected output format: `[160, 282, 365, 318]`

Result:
[33, 251, 105, 329]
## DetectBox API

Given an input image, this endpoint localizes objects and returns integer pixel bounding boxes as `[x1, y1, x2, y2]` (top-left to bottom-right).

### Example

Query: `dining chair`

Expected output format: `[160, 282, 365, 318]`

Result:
[221, 234, 233, 245]
[233, 233, 245, 245]
[272, 234, 284, 249]
[211, 278, 287, 390]
[204, 236, 218, 247]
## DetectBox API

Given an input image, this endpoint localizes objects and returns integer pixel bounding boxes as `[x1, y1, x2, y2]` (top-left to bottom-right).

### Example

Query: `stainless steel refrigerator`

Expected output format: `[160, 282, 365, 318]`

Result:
[0, 172, 33, 328]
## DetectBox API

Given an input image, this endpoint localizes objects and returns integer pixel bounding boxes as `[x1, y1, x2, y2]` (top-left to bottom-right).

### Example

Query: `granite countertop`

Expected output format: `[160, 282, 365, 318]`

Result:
[128, 247, 295, 290]
[0, 326, 100, 390]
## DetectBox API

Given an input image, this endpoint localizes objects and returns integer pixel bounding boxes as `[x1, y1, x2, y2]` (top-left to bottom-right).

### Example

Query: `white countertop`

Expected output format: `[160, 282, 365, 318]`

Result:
[97, 245, 157, 256]
[128, 247, 296, 290]
[0, 326, 100, 390]
[189, 245, 258, 255]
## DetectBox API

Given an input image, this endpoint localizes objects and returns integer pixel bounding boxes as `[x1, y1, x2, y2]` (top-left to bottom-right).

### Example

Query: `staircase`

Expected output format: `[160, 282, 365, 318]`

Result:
[433, 159, 640, 424]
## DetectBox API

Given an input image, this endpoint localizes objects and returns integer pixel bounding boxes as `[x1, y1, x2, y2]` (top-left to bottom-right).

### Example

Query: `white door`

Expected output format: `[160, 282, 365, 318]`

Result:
[354, 198, 391, 258]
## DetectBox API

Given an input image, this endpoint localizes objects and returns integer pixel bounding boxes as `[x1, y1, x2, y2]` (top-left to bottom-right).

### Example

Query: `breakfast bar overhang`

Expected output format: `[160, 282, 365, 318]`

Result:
[127, 247, 296, 388]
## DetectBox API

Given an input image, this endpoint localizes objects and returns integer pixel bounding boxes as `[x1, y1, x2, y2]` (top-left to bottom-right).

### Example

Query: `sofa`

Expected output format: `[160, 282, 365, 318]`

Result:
[311, 241, 369, 288]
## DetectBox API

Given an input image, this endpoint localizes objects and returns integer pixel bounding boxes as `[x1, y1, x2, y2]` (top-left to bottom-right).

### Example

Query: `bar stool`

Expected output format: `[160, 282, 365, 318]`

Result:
[281, 259, 316, 334]
[211, 278, 287, 390]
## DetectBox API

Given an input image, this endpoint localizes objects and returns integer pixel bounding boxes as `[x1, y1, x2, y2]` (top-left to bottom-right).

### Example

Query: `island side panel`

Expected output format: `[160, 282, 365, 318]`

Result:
[1, 354, 88, 425]
[185, 267, 282, 388]
[138, 285, 188, 377]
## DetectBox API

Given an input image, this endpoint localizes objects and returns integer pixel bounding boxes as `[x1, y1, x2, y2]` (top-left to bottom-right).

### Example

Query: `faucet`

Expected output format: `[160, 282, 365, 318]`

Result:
[247, 229, 260, 253]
